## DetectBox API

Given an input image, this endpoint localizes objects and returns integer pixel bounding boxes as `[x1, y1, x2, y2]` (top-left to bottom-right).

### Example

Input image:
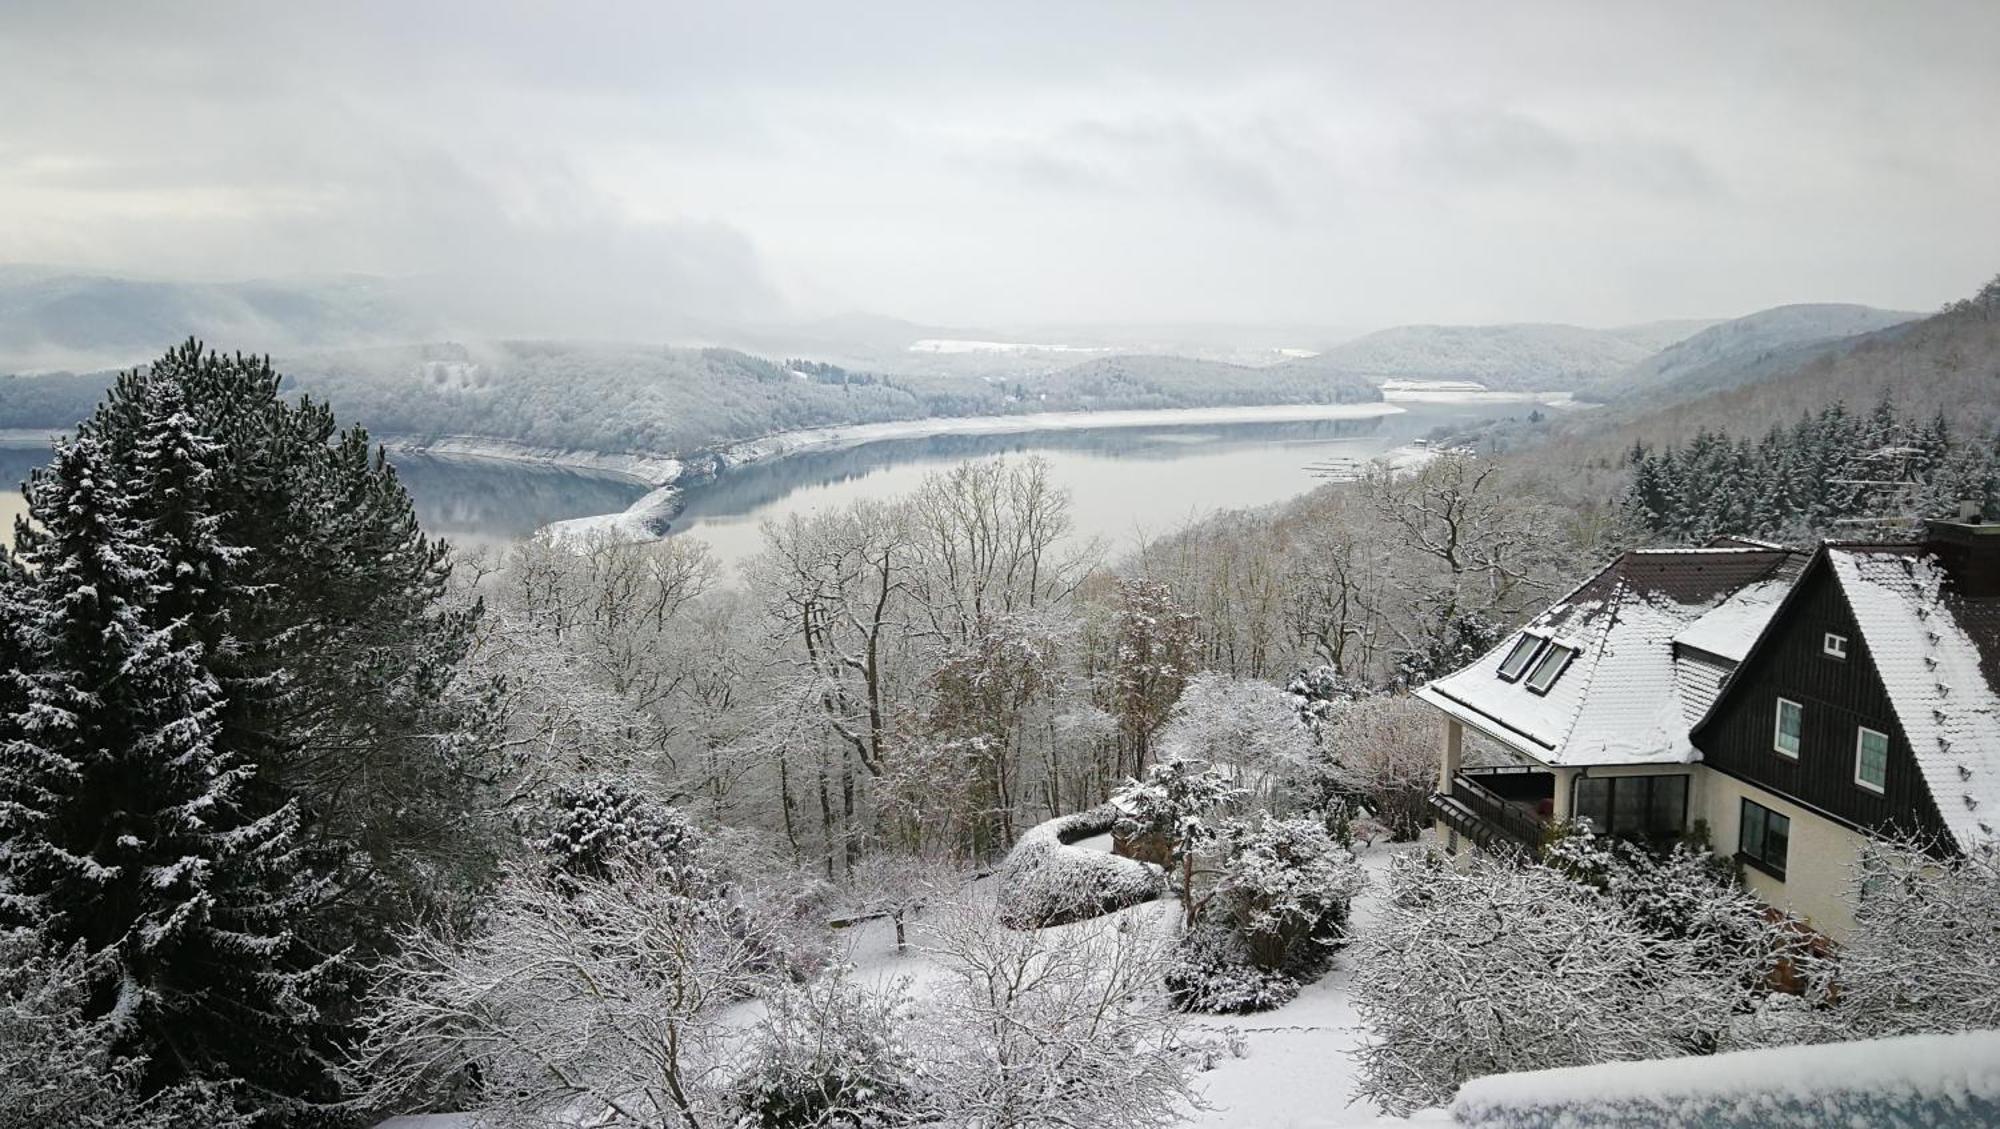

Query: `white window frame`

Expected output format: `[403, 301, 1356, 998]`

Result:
[1823, 632, 1848, 659]
[1773, 697, 1803, 759]
[1523, 643, 1576, 695]
[1855, 726, 1889, 794]
[1496, 634, 1546, 682]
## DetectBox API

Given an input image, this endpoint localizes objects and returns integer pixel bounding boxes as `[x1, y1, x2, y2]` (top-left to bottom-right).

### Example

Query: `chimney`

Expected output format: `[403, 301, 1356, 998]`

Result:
[1925, 503, 2000, 596]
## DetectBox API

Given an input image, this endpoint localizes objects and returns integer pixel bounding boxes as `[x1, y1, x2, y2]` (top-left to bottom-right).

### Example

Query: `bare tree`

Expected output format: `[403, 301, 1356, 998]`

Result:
[356, 862, 782, 1129]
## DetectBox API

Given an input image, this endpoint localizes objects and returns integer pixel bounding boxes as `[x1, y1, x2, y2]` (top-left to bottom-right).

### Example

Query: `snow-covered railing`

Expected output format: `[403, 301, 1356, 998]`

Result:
[997, 805, 1168, 928]
[1450, 1028, 2000, 1129]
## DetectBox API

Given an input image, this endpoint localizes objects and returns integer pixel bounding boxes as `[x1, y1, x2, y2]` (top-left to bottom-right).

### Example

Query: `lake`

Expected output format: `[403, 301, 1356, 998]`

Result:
[0, 400, 1524, 569]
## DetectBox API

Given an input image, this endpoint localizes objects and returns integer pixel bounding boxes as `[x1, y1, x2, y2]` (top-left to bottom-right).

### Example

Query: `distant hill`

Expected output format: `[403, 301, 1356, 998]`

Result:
[1277, 322, 1694, 392]
[0, 267, 440, 373]
[1524, 289, 2000, 478]
[1029, 354, 1377, 409]
[1581, 303, 1923, 407]
[1602, 318, 1725, 353]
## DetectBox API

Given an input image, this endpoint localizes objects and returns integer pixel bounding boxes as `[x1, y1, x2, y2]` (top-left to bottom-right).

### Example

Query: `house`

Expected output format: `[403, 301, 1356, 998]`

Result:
[1415, 517, 2000, 941]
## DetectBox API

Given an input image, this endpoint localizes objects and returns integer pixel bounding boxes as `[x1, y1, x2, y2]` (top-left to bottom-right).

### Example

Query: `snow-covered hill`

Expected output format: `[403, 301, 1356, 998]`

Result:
[1279, 323, 1687, 392]
[1588, 302, 1922, 405]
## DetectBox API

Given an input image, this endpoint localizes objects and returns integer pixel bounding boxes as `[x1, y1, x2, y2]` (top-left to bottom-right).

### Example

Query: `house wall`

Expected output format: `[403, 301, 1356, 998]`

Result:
[1694, 561, 1950, 844]
[1697, 767, 1870, 942]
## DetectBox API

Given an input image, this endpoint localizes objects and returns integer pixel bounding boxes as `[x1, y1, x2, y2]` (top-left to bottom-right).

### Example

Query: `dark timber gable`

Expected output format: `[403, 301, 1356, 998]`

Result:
[1692, 552, 1952, 846]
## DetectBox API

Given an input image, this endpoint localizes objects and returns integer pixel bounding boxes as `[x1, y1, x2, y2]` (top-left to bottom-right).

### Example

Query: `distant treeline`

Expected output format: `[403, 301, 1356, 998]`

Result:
[0, 342, 1378, 455]
[1623, 400, 1999, 543]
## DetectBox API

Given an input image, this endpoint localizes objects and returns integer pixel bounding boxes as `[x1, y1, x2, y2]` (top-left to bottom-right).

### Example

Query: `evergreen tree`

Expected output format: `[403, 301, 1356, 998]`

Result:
[1, 342, 503, 1122]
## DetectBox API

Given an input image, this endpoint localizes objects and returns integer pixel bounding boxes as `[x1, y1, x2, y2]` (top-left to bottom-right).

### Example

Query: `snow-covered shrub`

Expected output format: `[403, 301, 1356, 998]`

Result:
[0, 932, 249, 1129]
[535, 775, 710, 888]
[1808, 839, 2000, 1040]
[732, 968, 918, 1129]
[356, 861, 787, 1127]
[913, 891, 1196, 1129]
[1165, 924, 1304, 1013]
[1352, 850, 1766, 1115]
[997, 805, 1167, 928]
[1166, 815, 1365, 1013]
[1112, 757, 1245, 925]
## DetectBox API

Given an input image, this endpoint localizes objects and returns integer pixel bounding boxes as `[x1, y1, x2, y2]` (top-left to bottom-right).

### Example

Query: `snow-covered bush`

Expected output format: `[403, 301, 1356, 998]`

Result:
[1808, 839, 2000, 1040]
[355, 861, 787, 1127]
[1546, 826, 1787, 993]
[1352, 850, 1767, 1115]
[1112, 757, 1246, 926]
[914, 891, 1196, 1129]
[1165, 924, 1306, 1013]
[998, 805, 1166, 928]
[0, 932, 248, 1129]
[732, 968, 918, 1129]
[535, 775, 709, 888]
[1166, 815, 1366, 1014]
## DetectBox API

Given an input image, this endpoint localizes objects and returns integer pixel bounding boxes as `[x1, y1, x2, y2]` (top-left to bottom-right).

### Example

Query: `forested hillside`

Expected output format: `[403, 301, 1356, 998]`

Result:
[1578, 303, 1921, 406]
[0, 341, 1380, 457]
[1275, 322, 1693, 392]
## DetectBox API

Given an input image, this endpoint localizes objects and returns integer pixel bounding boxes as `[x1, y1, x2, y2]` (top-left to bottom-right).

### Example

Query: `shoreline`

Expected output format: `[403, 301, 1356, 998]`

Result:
[373, 401, 1411, 490]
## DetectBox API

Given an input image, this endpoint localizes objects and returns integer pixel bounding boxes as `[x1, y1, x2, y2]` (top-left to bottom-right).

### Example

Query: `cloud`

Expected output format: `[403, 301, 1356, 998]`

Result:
[0, 1, 1995, 331]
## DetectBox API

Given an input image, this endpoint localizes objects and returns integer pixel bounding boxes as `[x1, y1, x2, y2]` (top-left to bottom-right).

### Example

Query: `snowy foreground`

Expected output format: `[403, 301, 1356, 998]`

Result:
[375, 838, 1401, 1129]
[374, 837, 1998, 1129]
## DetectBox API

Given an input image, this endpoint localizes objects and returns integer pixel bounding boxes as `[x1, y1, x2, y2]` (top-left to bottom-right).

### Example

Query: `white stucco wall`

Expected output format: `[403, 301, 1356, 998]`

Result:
[1698, 768, 1870, 943]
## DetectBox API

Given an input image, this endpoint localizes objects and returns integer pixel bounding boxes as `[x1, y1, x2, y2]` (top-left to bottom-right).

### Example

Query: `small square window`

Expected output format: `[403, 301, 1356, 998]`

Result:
[1496, 634, 1545, 682]
[1773, 698, 1803, 759]
[1824, 633, 1848, 659]
[1523, 643, 1576, 694]
[1856, 727, 1889, 793]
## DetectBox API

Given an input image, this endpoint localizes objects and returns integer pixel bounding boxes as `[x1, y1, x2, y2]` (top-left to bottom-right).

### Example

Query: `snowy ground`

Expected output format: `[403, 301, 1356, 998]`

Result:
[376, 835, 1404, 1129]
[1179, 843, 1398, 1129]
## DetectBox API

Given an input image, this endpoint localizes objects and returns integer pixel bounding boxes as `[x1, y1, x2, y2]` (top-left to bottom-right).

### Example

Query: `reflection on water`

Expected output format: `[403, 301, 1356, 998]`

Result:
[0, 400, 1518, 567]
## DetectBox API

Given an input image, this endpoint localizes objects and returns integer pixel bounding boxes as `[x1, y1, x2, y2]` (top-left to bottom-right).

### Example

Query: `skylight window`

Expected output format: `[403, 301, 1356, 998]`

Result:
[1496, 634, 1546, 682]
[1523, 643, 1577, 694]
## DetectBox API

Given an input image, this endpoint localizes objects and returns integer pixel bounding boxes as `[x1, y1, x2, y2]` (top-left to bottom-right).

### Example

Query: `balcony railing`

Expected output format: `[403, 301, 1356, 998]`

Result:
[1430, 768, 1551, 858]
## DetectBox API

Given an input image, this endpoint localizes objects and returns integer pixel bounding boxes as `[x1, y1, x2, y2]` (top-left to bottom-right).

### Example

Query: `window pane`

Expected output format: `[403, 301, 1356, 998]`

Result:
[1649, 776, 1686, 835]
[1858, 729, 1889, 789]
[1775, 699, 1803, 756]
[1612, 778, 1646, 834]
[1766, 811, 1790, 873]
[1739, 800, 1765, 859]
[1526, 645, 1575, 692]
[1498, 635, 1543, 679]
[1575, 777, 1610, 833]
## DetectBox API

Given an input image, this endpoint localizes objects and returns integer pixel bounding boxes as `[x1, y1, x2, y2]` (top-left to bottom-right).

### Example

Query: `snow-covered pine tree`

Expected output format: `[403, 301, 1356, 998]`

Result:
[73, 342, 499, 955]
[0, 415, 343, 1116]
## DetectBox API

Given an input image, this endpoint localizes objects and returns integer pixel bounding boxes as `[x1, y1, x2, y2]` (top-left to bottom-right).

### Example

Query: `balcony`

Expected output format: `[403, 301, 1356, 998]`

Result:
[1429, 765, 1554, 858]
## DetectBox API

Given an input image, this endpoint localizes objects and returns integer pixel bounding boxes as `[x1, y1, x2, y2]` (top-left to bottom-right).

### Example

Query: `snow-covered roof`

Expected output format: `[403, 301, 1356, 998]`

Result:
[1827, 546, 2000, 850]
[1672, 575, 1794, 662]
[1417, 548, 1801, 767]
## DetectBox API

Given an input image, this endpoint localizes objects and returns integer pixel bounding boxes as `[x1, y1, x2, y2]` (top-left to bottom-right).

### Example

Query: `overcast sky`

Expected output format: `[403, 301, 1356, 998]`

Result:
[3, 1, 1997, 334]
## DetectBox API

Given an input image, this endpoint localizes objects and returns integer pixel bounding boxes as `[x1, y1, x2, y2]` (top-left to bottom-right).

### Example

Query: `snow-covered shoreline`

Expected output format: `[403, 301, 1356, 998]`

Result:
[717, 402, 1406, 465]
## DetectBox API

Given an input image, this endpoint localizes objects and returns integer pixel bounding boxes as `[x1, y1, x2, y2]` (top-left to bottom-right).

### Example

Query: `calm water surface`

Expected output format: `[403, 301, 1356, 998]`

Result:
[0, 401, 1518, 567]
